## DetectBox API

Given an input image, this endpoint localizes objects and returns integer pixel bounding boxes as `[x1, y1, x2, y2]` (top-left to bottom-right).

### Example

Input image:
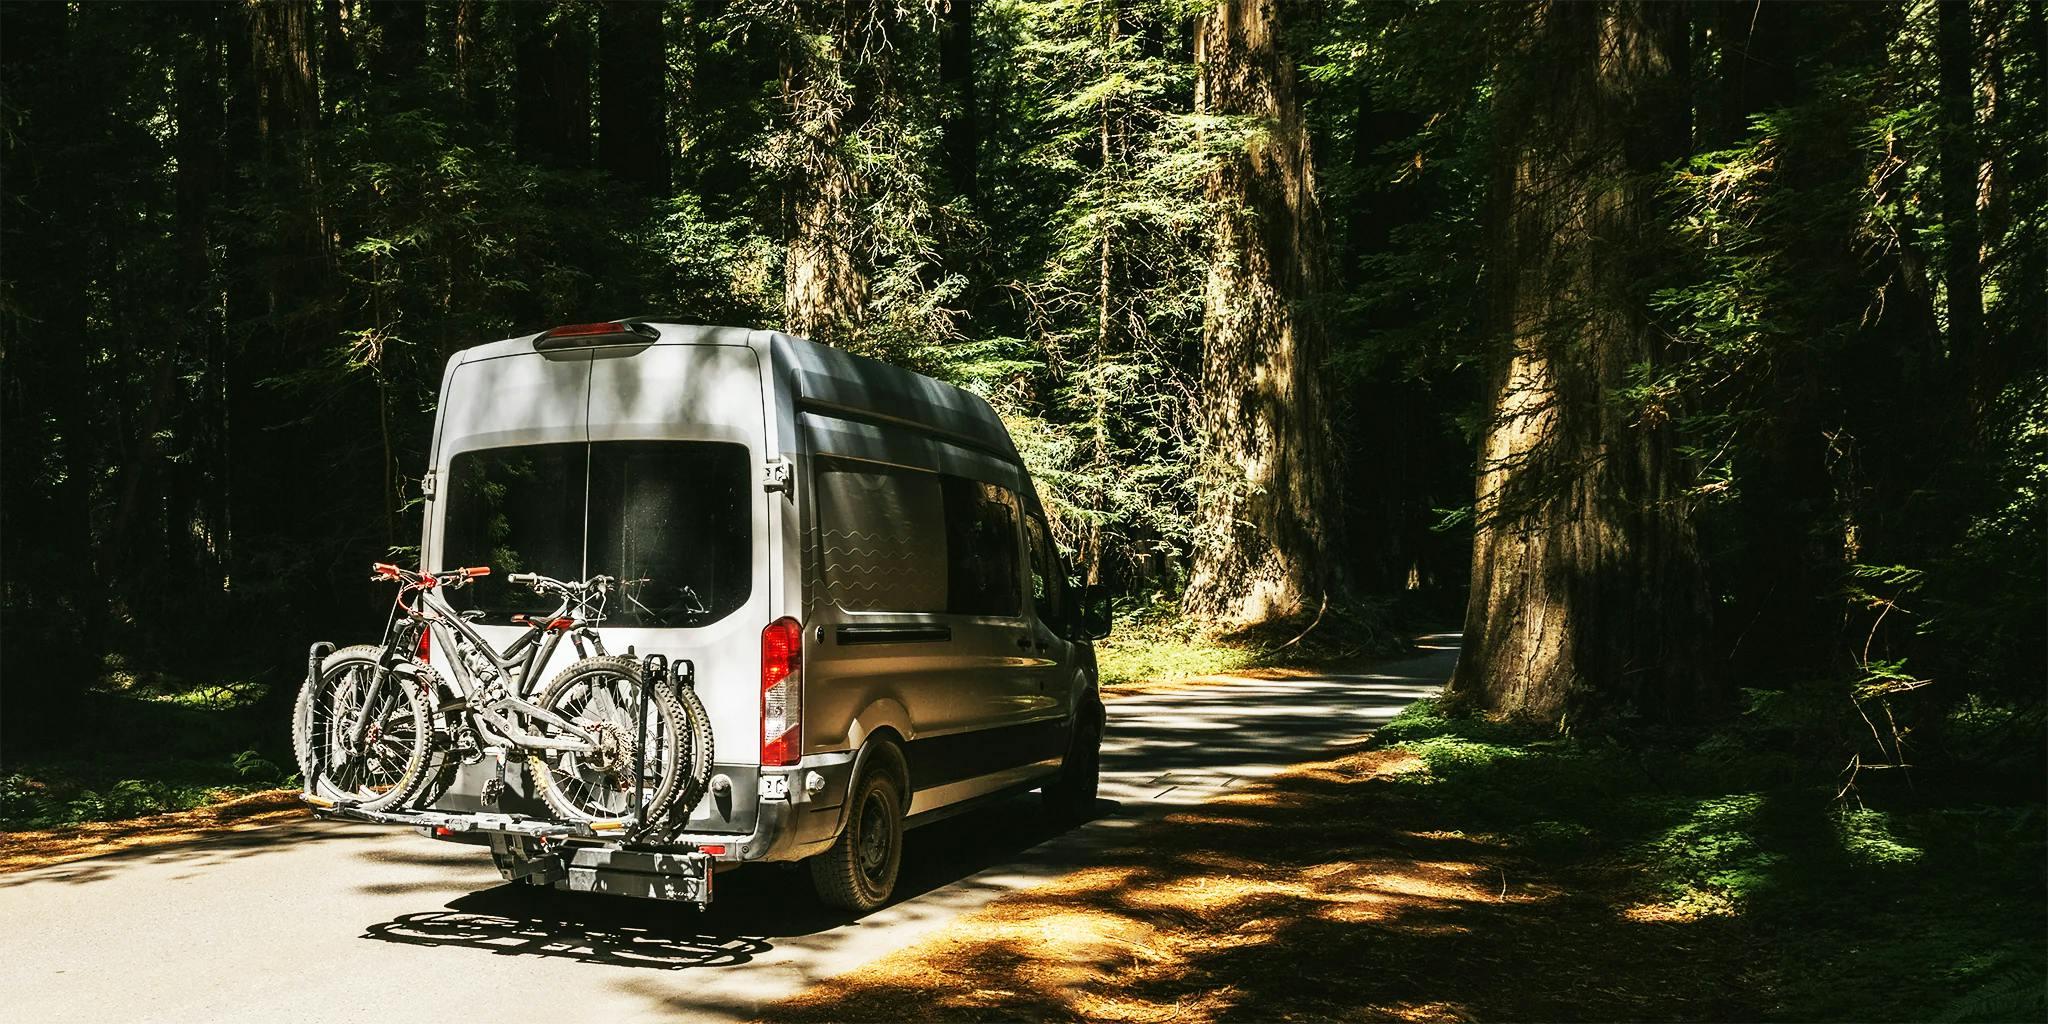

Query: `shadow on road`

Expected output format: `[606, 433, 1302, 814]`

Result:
[355, 791, 1110, 971]
[362, 886, 775, 970]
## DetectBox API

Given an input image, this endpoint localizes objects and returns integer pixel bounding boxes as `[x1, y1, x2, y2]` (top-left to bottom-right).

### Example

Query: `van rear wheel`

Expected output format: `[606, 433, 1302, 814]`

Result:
[808, 758, 904, 913]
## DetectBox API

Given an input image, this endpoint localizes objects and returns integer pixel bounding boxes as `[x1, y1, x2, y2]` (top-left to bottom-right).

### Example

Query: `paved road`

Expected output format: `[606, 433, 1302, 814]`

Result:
[2, 636, 1456, 1022]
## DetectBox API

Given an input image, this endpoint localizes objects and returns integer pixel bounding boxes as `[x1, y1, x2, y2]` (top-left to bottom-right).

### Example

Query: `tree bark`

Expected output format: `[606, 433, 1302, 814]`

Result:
[1181, 0, 1337, 627]
[1938, 0, 1990, 418]
[598, 0, 669, 197]
[1446, 2, 1709, 727]
[938, 0, 979, 204]
[514, 2, 592, 169]
[779, 2, 871, 346]
[452, 0, 489, 115]
[366, 0, 426, 88]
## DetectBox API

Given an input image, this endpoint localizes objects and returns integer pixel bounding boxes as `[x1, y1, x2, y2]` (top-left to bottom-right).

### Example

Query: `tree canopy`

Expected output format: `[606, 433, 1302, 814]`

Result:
[1, 0, 2040, 790]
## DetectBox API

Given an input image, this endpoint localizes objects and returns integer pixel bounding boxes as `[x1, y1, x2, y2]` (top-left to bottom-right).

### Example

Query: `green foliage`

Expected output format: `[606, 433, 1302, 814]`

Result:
[1375, 699, 2043, 1020]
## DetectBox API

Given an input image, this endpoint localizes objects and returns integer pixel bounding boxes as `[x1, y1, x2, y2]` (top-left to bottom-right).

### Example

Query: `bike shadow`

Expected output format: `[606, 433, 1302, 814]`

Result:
[358, 791, 1107, 972]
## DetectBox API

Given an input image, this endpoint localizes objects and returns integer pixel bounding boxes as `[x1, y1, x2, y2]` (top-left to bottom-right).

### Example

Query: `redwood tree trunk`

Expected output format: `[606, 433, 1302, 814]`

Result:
[938, 0, 979, 204]
[1446, 2, 1708, 726]
[1938, 0, 1989, 418]
[514, 2, 592, 169]
[1181, 0, 1336, 627]
[598, 0, 669, 197]
[779, 2, 871, 346]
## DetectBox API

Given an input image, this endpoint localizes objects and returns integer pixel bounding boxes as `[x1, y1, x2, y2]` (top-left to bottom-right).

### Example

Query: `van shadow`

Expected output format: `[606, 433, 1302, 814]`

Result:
[357, 791, 1098, 971]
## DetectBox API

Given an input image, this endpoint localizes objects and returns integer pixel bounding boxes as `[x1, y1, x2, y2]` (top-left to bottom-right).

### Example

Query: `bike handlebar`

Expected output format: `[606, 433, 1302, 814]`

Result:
[507, 572, 614, 595]
[370, 563, 490, 589]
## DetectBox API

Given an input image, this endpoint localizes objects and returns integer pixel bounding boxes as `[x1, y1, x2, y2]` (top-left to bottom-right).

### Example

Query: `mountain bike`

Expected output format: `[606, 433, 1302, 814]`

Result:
[294, 564, 712, 828]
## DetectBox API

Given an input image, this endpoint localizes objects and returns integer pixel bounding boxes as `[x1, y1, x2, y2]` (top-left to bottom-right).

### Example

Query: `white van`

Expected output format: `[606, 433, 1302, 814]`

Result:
[414, 320, 1109, 911]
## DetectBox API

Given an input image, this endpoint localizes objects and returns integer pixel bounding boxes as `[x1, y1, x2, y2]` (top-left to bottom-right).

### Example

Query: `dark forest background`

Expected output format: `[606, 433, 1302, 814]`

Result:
[1, 1, 2042, 1011]
[1, 0, 2041, 853]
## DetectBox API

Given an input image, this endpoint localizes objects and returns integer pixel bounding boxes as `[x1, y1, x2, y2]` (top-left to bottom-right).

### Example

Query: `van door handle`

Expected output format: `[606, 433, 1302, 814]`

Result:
[1015, 636, 1034, 651]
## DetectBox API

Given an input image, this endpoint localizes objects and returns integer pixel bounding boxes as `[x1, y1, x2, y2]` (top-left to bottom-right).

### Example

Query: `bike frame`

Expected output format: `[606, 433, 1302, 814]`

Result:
[376, 569, 616, 757]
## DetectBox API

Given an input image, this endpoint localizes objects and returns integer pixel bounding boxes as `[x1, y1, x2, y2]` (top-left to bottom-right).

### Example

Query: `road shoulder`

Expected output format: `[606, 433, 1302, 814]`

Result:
[0, 788, 308, 874]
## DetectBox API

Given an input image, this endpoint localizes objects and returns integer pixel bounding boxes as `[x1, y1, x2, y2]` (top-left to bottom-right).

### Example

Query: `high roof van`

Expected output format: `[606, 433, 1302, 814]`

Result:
[417, 320, 1109, 911]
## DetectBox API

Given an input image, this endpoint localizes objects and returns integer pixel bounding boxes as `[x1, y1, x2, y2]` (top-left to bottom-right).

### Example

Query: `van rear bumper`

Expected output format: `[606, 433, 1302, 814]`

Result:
[409, 751, 859, 866]
[702, 749, 856, 864]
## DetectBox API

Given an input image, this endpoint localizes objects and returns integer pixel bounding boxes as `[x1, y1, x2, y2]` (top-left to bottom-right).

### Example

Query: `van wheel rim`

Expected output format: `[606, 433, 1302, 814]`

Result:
[856, 793, 890, 878]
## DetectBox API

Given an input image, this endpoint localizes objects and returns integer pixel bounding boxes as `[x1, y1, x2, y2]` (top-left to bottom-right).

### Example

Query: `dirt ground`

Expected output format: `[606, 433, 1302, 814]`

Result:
[0, 789, 310, 874]
[760, 745, 1758, 1023]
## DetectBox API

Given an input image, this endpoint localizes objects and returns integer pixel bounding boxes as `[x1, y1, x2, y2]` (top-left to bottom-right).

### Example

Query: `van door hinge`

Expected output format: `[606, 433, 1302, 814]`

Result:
[420, 470, 437, 499]
[762, 457, 793, 494]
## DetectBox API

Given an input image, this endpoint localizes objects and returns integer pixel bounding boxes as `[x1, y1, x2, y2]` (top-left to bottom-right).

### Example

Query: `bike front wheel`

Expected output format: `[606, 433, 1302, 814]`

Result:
[531, 656, 708, 827]
[293, 645, 432, 812]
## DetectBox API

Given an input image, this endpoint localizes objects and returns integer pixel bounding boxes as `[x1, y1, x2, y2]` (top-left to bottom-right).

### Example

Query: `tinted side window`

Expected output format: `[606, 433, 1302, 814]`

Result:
[816, 462, 948, 613]
[1025, 513, 1065, 624]
[442, 443, 588, 617]
[942, 478, 1022, 617]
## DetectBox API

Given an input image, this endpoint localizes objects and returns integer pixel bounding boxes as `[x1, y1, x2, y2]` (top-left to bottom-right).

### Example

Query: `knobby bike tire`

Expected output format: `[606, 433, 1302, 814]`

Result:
[531, 655, 711, 828]
[293, 645, 433, 813]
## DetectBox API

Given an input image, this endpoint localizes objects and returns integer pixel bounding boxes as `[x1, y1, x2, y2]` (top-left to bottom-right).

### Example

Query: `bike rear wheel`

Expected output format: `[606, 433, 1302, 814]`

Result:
[293, 645, 432, 812]
[531, 656, 709, 827]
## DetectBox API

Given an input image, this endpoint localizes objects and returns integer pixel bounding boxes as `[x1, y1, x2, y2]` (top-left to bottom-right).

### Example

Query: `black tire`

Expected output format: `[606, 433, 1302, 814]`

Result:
[293, 645, 433, 813]
[532, 655, 705, 826]
[671, 680, 716, 821]
[1041, 696, 1103, 821]
[808, 748, 906, 913]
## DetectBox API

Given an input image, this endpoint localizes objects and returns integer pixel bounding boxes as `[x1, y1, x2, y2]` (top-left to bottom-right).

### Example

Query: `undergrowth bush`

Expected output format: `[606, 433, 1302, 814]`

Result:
[1369, 697, 2046, 1020]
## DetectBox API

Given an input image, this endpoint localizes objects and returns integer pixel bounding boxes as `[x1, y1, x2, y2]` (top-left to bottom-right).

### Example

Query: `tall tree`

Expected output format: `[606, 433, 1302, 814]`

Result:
[1938, 0, 1990, 418]
[938, 0, 980, 204]
[450, 0, 489, 115]
[514, 2, 592, 169]
[1181, 0, 1337, 626]
[1447, 1, 1709, 725]
[777, 1, 875, 346]
[599, 0, 669, 197]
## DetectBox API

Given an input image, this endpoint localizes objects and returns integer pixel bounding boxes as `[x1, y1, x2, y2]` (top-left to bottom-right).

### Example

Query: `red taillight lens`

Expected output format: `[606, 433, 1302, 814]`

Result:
[532, 321, 658, 351]
[697, 844, 727, 856]
[548, 322, 627, 337]
[416, 627, 431, 663]
[761, 617, 802, 767]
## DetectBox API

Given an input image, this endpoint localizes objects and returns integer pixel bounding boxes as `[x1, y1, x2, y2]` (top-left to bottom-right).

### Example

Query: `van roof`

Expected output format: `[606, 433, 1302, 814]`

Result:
[452, 322, 1019, 463]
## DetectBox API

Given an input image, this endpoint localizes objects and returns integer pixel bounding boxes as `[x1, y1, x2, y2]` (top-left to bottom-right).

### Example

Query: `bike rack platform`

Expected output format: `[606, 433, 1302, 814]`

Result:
[302, 796, 623, 841]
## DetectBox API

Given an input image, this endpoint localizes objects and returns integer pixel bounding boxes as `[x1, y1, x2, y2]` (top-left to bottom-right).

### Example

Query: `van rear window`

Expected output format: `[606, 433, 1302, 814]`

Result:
[441, 441, 752, 627]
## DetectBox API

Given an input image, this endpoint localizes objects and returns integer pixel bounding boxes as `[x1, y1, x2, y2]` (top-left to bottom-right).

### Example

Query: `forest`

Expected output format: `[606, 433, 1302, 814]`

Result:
[0, 0, 2042, 1016]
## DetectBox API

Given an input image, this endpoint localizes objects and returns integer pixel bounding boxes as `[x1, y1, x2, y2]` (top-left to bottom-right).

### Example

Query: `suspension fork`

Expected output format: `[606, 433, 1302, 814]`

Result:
[348, 622, 419, 750]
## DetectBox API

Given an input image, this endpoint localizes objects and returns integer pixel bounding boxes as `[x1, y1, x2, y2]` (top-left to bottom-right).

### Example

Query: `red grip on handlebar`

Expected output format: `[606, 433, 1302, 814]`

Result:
[372, 562, 401, 577]
[462, 566, 492, 578]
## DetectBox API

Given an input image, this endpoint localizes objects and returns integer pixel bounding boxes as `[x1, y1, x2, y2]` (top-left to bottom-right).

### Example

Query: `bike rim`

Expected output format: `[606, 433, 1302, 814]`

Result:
[313, 663, 417, 798]
[543, 672, 673, 818]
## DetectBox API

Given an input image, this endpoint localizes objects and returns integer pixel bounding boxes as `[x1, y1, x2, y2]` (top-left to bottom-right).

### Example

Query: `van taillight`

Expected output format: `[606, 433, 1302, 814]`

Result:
[417, 628, 430, 663]
[761, 617, 802, 767]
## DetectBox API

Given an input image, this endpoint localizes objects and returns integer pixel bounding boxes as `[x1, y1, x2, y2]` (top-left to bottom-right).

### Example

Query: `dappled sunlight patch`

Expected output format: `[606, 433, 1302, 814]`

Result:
[1384, 1000, 1473, 1022]
[1620, 899, 1721, 924]
[1118, 873, 1315, 915]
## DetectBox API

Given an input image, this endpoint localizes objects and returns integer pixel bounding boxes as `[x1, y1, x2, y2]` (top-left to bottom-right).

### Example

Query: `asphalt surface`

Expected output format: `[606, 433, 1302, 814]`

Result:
[2, 635, 1456, 1022]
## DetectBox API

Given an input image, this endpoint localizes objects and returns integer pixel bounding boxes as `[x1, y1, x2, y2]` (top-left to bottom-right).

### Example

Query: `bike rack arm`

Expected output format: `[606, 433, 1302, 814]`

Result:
[300, 642, 335, 802]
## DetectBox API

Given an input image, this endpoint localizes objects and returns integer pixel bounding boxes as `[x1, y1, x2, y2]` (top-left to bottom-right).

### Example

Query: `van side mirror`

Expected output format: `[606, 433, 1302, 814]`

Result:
[1072, 577, 1113, 641]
